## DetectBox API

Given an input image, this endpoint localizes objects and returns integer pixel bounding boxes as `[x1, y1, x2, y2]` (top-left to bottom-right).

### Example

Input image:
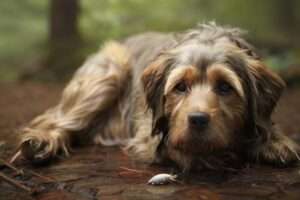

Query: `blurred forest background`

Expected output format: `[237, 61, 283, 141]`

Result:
[0, 0, 300, 83]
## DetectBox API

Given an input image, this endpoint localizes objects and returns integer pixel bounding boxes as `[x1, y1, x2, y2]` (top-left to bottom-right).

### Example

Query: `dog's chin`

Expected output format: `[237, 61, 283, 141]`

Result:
[170, 129, 228, 155]
[167, 134, 239, 170]
[167, 132, 233, 170]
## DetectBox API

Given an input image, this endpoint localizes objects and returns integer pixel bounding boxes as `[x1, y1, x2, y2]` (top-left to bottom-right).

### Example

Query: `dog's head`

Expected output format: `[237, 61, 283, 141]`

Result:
[142, 23, 285, 169]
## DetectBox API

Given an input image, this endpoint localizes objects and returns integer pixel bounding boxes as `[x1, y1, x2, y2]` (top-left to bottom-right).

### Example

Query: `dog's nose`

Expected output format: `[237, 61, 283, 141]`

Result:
[188, 112, 210, 129]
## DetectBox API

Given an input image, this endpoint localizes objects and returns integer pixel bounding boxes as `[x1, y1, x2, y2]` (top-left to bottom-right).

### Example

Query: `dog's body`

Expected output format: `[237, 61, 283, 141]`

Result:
[20, 23, 299, 171]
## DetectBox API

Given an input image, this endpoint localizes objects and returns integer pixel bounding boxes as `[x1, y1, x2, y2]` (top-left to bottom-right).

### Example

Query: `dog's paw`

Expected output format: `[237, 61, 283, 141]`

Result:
[20, 130, 70, 164]
[255, 135, 300, 166]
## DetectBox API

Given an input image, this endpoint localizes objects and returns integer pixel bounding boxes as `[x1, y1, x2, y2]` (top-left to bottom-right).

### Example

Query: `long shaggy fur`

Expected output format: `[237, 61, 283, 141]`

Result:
[19, 23, 299, 170]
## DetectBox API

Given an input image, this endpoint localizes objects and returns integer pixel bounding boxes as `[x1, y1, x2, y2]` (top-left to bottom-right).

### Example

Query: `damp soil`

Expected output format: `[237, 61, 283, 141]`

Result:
[0, 82, 300, 200]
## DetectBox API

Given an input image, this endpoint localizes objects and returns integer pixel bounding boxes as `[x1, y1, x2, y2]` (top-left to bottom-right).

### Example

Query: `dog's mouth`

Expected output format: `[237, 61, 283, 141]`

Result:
[161, 127, 241, 170]
[165, 134, 241, 170]
[171, 136, 217, 154]
[170, 131, 227, 154]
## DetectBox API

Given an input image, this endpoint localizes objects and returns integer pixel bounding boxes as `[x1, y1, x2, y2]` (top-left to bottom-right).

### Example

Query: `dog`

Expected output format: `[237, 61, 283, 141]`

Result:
[19, 23, 299, 171]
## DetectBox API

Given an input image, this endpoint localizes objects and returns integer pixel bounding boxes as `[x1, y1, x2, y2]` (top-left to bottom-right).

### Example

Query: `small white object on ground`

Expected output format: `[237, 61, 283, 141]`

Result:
[147, 173, 177, 185]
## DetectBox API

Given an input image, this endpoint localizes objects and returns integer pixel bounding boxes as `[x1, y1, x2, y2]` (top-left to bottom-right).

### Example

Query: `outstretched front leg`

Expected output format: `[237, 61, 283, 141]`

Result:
[19, 42, 131, 163]
[253, 127, 300, 166]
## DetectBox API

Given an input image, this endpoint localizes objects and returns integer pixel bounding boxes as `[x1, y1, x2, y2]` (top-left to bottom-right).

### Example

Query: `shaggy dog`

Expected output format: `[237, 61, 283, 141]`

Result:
[19, 23, 299, 171]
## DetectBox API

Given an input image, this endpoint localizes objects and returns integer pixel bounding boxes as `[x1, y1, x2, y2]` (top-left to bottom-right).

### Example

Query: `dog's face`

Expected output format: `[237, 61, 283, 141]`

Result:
[164, 62, 245, 155]
[142, 25, 285, 169]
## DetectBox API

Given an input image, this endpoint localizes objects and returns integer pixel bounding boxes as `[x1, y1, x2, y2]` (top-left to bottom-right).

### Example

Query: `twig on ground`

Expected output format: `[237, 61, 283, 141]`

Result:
[119, 166, 152, 175]
[9, 150, 22, 164]
[0, 158, 24, 175]
[26, 169, 56, 183]
[0, 172, 33, 193]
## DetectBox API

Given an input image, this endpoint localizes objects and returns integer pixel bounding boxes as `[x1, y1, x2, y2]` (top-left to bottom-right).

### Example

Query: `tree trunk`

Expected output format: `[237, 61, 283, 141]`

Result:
[21, 0, 83, 81]
[49, 0, 80, 43]
[46, 0, 84, 81]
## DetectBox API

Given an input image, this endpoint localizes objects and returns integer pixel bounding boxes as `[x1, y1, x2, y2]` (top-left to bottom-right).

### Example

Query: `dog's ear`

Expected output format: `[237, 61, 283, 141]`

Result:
[141, 54, 173, 135]
[230, 37, 286, 155]
[230, 36, 285, 119]
[248, 60, 286, 120]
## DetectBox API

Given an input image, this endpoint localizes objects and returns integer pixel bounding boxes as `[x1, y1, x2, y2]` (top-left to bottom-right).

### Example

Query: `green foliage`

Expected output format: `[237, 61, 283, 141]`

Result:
[0, 0, 299, 81]
[0, 0, 48, 81]
[79, 0, 204, 47]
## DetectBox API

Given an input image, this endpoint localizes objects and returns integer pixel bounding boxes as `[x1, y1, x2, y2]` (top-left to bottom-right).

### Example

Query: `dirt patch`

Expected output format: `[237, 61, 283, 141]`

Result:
[0, 82, 300, 200]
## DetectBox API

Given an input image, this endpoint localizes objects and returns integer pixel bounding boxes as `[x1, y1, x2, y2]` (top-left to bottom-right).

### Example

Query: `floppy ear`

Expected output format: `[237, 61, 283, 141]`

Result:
[230, 36, 285, 119]
[141, 54, 173, 135]
[248, 60, 286, 120]
[246, 61, 299, 166]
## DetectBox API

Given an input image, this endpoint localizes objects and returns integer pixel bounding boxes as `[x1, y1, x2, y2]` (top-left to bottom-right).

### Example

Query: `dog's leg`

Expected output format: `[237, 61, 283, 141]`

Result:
[20, 42, 131, 162]
[254, 126, 300, 166]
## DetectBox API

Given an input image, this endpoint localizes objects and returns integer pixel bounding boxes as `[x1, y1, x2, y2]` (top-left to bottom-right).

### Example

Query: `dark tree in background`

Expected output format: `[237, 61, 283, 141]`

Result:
[50, 0, 80, 44]
[46, 0, 84, 81]
[22, 0, 84, 81]
[18, 0, 300, 82]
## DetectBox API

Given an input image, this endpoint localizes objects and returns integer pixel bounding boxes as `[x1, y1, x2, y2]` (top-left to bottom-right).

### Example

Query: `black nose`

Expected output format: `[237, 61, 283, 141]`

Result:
[188, 112, 210, 129]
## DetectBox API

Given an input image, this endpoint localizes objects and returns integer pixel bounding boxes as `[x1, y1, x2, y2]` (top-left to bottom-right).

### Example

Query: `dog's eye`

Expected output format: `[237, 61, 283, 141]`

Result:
[175, 82, 188, 93]
[215, 81, 233, 95]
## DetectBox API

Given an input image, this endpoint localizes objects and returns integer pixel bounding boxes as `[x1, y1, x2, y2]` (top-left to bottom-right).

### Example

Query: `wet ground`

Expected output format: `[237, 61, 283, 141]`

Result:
[1, 82, 300, 200]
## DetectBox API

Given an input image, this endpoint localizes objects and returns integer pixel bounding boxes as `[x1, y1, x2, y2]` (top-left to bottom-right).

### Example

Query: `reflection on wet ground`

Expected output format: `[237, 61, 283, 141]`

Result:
[1, 82, 300, 200]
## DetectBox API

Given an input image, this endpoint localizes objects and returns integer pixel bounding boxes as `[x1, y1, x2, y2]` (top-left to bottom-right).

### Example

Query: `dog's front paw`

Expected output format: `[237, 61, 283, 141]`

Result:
[255, 134, 300, 166]
[20, 130, 70, 164]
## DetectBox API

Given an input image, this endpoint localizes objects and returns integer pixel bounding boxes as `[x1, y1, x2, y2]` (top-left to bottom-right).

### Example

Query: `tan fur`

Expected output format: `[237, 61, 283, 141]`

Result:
[19, 23, 299, 170]
[164, 66, 200, 95]
[162, 65, 245, 169]
[207, 64, 245, 98]
[20, 42, 131, 161]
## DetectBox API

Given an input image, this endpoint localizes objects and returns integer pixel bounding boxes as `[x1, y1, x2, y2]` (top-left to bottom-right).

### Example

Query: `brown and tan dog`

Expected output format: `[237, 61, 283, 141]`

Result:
[19, 23, 299, 171]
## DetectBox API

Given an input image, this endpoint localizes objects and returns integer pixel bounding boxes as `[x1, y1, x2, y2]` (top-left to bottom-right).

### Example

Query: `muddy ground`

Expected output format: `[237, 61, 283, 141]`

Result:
[0, 82, 300, 200]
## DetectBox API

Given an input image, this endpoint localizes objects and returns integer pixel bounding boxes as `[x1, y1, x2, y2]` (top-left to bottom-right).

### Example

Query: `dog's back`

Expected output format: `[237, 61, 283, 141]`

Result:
[18, 24, 299, 169]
